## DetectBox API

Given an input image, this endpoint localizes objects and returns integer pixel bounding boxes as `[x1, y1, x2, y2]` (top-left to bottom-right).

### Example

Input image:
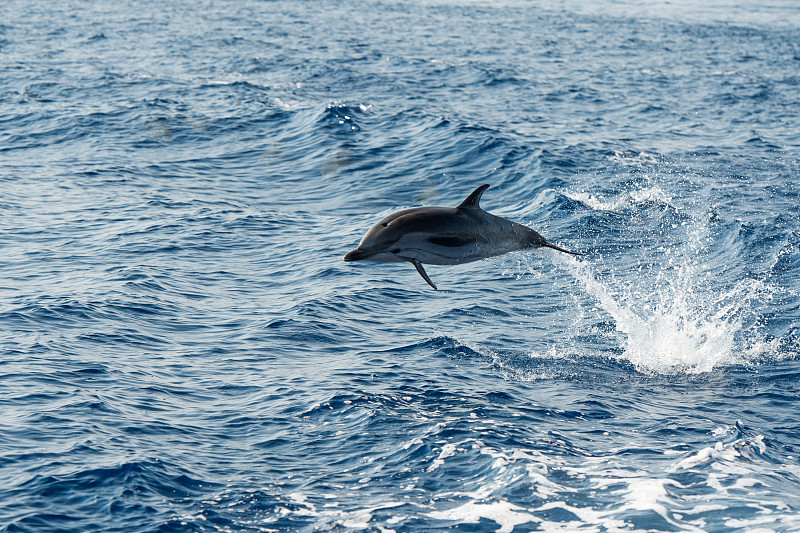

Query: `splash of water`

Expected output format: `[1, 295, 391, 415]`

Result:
[560, 257, 772, 375]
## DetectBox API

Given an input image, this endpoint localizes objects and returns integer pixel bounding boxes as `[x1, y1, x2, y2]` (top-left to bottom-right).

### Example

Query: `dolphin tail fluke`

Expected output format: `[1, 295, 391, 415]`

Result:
[411, 259, 438, 290]
[544, 242, 583, 256]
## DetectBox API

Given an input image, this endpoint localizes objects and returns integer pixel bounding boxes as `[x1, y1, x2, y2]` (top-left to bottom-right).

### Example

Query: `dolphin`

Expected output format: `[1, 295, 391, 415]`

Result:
[343, 184, 582, 290]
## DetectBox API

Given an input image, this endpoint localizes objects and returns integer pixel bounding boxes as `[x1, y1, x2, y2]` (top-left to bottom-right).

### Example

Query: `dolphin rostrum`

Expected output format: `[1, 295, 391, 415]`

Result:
[343, 184, 582, 290]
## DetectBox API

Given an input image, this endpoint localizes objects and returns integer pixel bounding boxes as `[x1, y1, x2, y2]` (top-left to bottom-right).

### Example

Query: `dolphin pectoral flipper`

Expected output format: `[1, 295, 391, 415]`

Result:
[411, 259, 438, 290]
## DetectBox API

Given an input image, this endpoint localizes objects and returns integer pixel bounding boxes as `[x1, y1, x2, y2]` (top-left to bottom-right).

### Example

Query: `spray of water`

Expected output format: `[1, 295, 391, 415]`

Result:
[563, 257, 772, 374]
[553, 185, 777, 374]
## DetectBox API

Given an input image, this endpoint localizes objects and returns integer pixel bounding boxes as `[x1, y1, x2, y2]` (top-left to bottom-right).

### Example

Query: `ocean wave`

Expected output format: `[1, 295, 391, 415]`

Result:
[564, 185, 674, 213]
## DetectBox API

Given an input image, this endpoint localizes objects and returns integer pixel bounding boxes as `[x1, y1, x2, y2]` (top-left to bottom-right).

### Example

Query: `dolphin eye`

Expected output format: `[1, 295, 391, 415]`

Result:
[391, 248, 400, 253]
[382, 222, 389, 227]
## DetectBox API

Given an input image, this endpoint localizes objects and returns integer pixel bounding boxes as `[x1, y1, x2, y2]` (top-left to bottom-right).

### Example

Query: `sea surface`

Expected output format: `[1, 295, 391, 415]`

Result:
[2, 1, 800, 531]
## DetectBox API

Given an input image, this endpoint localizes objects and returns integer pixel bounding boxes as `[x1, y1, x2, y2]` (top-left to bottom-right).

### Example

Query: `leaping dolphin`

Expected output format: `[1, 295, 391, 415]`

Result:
[343, 184, 582, 290]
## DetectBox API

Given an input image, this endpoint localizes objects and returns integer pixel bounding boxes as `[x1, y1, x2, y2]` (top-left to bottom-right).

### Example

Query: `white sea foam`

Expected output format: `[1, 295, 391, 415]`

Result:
[560, 254, 772, 374]
[428, 442, 458, 471]
[272, 96, 306, 111]
[238, 429, 793, 533]
[609, 150, 659, 166]
[565, 185, 672, 212]
[671, 434, 766, 473]
[427, 500, 537, 533]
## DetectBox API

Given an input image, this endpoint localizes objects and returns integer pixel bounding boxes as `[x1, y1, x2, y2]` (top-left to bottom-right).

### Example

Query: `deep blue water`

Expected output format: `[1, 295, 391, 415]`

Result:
[2, 0, 800, 531]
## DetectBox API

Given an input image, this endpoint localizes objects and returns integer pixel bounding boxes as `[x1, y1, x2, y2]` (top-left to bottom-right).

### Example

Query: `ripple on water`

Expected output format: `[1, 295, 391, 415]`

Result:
[2, 1, 800, 532]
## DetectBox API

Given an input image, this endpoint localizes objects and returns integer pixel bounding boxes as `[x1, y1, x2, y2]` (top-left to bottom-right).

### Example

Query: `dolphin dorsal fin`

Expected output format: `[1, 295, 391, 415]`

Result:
[457, 184, 490, 210]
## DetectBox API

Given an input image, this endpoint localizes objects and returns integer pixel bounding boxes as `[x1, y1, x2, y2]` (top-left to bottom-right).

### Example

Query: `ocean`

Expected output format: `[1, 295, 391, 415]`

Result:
[2, 0, 800, 531]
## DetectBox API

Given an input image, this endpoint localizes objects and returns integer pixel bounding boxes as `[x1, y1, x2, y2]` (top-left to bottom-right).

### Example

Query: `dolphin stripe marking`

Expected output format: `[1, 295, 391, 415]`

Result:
[427, 235, 477, 247]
